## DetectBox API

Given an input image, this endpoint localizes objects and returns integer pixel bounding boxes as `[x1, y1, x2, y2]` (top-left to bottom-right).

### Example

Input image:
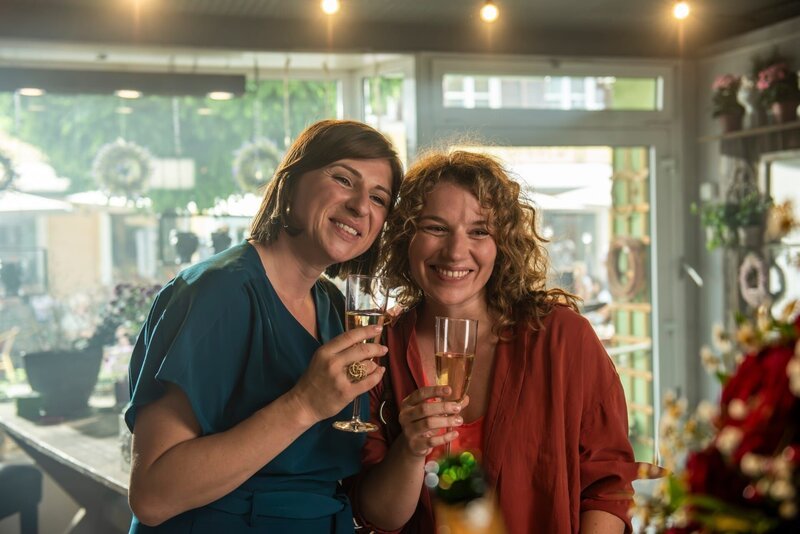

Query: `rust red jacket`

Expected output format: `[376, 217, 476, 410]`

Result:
[353, 306, 637, 534]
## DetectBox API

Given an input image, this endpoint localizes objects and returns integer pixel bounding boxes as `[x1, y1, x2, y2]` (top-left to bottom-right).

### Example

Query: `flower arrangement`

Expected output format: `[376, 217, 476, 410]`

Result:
[632, 302, 800, 533]
[424, 452, 505, 533]
[757, 63, 800, 107]
[108, 282, 161, 344]
[711, 75, 744, 118]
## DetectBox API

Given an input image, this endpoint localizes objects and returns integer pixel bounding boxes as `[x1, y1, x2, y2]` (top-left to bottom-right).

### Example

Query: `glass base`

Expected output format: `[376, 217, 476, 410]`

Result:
[332, 418, 378, 433]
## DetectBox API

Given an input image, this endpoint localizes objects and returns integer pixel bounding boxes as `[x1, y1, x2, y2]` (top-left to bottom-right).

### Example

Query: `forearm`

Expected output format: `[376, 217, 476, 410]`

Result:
[357, 436, 427, 531]
[579, 510, 625, 534]
[130, 389, 314, 525]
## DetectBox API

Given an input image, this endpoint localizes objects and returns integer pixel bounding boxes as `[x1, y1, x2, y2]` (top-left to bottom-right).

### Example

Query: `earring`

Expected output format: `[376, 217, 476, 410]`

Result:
[282, 205, 291, 229]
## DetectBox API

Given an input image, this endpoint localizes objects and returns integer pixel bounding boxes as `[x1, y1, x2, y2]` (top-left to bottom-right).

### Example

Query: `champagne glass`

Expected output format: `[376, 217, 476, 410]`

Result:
[332, 275, 389, 432]
[435, 316, 478, 456]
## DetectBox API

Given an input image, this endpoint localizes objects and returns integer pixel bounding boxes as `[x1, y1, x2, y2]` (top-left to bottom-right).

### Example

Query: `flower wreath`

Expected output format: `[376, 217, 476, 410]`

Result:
[0, 150, 16, 191]
[232, 138, 282, 193]
[92, 139, 153, 196]
[738, 252, 769, 309]
[606, 236, 646, 301]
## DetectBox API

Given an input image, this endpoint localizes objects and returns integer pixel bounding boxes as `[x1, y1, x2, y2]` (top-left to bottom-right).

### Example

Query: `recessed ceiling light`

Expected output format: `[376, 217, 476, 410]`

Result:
[18, 87, 45, 97]
[115, 89, 142, 99]
[480, 1, 499, 23]
[321, 0, 340, 15]
[208, 91, 234, 101]
[673, 2, 690, 20]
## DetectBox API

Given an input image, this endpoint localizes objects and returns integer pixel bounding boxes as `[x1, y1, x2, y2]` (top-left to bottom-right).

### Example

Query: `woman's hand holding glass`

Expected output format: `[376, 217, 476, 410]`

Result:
[397, 386, 470, 457]
[291, 325, 387, 425]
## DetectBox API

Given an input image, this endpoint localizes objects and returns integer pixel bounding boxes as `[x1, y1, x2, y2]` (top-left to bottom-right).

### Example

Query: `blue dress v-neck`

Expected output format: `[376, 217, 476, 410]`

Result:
[126, 241, 366, 533]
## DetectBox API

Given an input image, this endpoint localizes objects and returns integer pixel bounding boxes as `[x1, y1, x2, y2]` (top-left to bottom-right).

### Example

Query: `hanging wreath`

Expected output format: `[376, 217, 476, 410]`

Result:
[0, 150, 16, 191]
[92, 139, 153, 196]
[232, 138, 282, 193]
[606, 236, 647, 301]
[738, 252, 769, 309]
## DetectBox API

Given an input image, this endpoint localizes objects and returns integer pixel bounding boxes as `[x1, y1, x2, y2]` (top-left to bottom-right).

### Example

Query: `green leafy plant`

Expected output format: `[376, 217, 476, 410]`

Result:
[692, 193, 772, 250]
[692, 201, 739, 250]
[735, 191, 772, 228]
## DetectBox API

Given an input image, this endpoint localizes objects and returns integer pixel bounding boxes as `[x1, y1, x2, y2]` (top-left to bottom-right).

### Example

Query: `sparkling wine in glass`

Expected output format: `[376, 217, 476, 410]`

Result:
[332, 275, 389, 433]
[435, 316, 478, 456]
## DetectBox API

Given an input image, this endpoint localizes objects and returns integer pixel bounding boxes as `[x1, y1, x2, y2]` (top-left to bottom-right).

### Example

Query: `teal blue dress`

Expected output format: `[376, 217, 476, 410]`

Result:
[125, 242, 367, 533]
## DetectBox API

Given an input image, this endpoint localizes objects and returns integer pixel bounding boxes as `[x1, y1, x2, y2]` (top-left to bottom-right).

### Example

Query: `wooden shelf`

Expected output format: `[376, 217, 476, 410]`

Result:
[698, 119, 800, 143]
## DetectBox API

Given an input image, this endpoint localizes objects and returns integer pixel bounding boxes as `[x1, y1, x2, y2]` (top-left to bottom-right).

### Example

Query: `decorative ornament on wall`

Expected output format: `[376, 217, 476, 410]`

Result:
[92, 139, 154, 197]
[232, 138, 282, 193]
[0, 149, 17, 191]
[606, 236, 647, 301]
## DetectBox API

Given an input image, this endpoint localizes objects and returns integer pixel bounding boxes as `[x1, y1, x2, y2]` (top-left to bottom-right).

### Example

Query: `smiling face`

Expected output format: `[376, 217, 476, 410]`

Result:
[408, 181, 498, 317]
[288, 158, 393, 269]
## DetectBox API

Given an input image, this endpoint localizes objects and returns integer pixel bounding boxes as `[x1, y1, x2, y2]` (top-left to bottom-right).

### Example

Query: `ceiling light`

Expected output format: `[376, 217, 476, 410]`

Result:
[115, 89, 142, 99]
[673, 2, 690, 20]
[321, 0, 340, 15]
[207, 91, 234, 101]
[18, 87, 45, 97]
[480, 1, 499, 23]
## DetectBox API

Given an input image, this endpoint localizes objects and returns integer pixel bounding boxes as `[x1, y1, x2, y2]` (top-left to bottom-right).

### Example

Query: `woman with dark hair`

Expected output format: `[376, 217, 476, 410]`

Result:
[126, 120, 403, 533]
[354, 150, 637, 533]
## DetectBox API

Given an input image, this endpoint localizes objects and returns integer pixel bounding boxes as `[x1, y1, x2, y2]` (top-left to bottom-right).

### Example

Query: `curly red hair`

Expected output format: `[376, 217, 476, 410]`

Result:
[380, 150, 578, 334]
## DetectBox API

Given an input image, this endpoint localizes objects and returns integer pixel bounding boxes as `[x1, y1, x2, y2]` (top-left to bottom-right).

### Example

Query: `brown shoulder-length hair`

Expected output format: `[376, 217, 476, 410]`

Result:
[249, 119, 404, 279]
[380, 150, 578, 334]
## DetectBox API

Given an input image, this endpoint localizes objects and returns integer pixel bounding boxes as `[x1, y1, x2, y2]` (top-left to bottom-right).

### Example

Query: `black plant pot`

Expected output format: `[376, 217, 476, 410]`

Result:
[210, 230, 232, 255]
[0, 260, 23, 297]
[23, 347, 103, 419]
[173, 231, 199, 264]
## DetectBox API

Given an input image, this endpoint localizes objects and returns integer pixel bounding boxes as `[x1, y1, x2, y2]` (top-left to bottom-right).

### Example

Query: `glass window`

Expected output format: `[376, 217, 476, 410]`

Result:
[443, 74, 662, 110]
[455, 145, 657, 462]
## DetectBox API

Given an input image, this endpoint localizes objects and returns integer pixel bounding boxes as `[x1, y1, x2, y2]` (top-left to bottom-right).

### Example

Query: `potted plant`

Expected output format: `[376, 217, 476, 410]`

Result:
[692, 192, 772, 251]
[711, 74, 745, 132]
[692, 200, 740, 250]
[757, 62, 800, 123]
[21, 293, 120, 419]
[735, 191, 773, 248]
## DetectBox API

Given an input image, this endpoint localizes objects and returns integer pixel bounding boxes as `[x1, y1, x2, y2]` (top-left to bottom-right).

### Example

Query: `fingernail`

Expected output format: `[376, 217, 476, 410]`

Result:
[454, 417, 463, 425]
[452, 404, 461, 413]
[380, 345, 389, 353]
[372, 325, 383, 332]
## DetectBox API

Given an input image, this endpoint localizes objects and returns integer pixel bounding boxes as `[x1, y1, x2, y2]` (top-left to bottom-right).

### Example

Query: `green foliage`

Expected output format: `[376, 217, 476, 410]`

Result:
[692, 192, 771, 250]
[0, 79, 337, 212]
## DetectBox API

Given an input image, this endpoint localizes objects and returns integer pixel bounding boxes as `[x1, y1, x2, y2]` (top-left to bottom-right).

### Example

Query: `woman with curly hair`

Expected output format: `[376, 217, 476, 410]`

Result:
[352, 150, 637, 533]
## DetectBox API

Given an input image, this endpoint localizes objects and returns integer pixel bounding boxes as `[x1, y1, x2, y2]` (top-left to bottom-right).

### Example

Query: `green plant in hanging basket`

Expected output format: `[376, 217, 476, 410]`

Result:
[735, 191, 772, 227]
[92, 139, 154, 197]
[691, 201, 739, 250]
[232, 138, 282, 193]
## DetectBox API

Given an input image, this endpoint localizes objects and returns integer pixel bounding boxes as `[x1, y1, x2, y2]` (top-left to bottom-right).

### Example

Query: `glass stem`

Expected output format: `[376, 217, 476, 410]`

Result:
[351, 396, 362, 422]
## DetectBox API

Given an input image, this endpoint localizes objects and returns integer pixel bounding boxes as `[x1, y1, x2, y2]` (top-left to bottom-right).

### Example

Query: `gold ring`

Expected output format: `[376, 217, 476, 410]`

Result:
[347, 361, 368, 382]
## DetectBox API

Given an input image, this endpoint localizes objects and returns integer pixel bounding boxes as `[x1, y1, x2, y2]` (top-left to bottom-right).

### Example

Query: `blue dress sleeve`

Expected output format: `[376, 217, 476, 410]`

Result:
[125, 275, 252, 435]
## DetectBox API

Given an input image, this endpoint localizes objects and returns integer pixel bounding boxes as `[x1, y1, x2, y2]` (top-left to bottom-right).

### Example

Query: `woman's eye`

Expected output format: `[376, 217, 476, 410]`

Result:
[370, 195, 388, 207]
[333, 175, 351, 186]
[423, 225, 447, 234]
[471, 228, 491, 237]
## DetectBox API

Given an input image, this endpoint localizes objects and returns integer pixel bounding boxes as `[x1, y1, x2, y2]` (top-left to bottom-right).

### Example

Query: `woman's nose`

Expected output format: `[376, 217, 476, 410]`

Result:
[442, 232, 468, 260]
[345, 187, 370, 216]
